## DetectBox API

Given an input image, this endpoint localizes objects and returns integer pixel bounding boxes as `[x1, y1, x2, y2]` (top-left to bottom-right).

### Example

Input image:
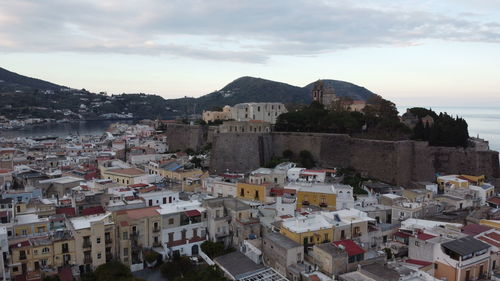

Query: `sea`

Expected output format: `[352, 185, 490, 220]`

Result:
[0, 106, 499, 152]
[0, 120, 134, 139]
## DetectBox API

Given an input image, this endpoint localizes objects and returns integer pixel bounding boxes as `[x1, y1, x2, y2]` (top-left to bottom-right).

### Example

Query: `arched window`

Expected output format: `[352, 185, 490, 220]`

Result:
[42, 247, 49, 254]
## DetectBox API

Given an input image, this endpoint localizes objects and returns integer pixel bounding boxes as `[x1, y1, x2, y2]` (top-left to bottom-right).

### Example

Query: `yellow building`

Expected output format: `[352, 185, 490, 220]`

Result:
[280, 214, 334, 245]
[437, 174, 486, 189]
[13, 214, 49, 237]
[9, 231, 75, 279]
[114, 206, 162, 267]
[237, 183, 270, 202]
[296, 189, 336, 210]
[69, 212, 116, 273]
[480, 219, 500, 230]
[101, 168, 147, 185]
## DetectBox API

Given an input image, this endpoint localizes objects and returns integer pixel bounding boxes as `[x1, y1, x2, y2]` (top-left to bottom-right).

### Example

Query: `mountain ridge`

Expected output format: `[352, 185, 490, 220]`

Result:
[0, 67, 378, 120]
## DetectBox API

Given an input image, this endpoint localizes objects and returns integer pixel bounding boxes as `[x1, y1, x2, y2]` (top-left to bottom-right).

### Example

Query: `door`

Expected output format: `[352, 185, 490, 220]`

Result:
[192, 245, 199, 256]
[465, 270, 470, 281]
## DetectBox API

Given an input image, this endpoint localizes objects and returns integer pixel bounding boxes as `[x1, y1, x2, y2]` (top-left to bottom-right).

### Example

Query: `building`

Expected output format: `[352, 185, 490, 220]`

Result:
[229, 103, 287, 124]
[0, 227, 10, 281]
[218, 120, 272, 134]
[101, 168, 148, 185]
[237, 182, 272, 203]
[262, 232, 303, 277]
[68, 212, 115, 273]
[157, 200, 207, 258]
[202, 105, 232, 123]
[311, 80, 338, 110]
[204, 197, 260, 248]
[114, 206, 162, 270]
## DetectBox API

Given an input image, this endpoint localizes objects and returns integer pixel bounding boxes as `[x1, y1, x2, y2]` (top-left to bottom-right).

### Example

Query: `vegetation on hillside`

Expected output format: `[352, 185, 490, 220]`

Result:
[80, 261, 145, 281]
[275, 97, 411, 141]
[411, 109, 469, 148]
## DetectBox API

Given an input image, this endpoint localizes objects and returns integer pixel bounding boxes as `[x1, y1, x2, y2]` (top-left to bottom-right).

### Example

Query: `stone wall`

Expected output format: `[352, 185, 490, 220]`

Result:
[164, 124, 500, 187]
[210, 131, 500, 187]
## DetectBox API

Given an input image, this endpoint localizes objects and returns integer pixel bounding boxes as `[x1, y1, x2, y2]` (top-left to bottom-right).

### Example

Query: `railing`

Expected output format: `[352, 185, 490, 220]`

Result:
[105, 238, 112, 244]
[319, 202, 328, 207]
[19, 255, 27, 260]
[62, 248, 69, 254]
[153, 228, 161, 233]
[302, 201, 310, 206]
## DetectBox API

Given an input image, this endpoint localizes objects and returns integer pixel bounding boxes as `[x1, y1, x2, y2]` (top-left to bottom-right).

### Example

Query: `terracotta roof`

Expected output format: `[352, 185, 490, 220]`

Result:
[125, 206, 160, 220]
[10, 240, 30, 249]
[56, 207, 76, 217]
[129, 183, 149, 188]
[405, 259, 433, 267]
[333, 239, 365, 256]
[81, 206, 105, 216]
[478, 236, 500, 248]
[462, 224, 492, 236]
[0, 169, 12, 173]
[394, 231, 411, 238]
[417, 233, 436, 241]
[184, 209, 201, 217]
[487, 197, 500, 205]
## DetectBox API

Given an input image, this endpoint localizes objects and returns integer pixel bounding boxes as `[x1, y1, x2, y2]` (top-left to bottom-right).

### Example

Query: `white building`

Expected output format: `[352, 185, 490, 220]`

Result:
[157, 201, 207, 258]
[139, 190, 180, 207]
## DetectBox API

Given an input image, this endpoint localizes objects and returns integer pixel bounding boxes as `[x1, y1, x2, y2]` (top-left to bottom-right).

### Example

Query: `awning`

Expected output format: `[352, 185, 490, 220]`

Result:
[184, 210, 201, 217]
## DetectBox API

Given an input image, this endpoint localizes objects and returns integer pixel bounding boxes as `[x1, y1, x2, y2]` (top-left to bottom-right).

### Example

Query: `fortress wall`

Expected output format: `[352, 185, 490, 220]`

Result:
[178, 123, 500, 187]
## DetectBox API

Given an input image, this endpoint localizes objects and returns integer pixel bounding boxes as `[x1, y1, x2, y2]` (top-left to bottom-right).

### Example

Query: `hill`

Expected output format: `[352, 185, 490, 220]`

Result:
[0, 67, 378, 120]
[0, 67, 65, 92]
[303, 79, 376, 101]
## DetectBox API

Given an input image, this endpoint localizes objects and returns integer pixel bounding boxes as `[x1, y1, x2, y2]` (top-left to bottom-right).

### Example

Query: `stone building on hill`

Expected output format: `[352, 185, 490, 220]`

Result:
[312, 80, 338, 110]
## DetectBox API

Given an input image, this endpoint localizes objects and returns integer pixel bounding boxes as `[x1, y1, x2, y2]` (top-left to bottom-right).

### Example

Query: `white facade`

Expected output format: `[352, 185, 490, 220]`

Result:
[139, 190, 180, 207]
[275, 196, 296, 218]
[230, 103, 287, 124]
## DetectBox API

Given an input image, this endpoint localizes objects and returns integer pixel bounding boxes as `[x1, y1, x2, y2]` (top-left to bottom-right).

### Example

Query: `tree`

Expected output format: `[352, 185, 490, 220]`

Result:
[200, 241, 225, 258]
[92, 260, 144, 281]
[282, 149, 294, 160]
[299, 150, 315, 169]
[160, 256, 194, 280]
[175, 265, 228, 281]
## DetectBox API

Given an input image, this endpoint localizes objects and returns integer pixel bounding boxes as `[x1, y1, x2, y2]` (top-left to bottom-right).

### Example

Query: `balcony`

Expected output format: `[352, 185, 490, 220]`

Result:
[319, 202, 328, 208]
[302, 201, 310, 206]
[82, 240, 92, 249]
[152, 241, 162, 247]
[84, 256, 92, 264]
[152, 228, 161, 233]
[106, 253, 113, 262]
[131, 231, 140, 238]
[105, 238, 112, 244]
[19, 254, 27, 261]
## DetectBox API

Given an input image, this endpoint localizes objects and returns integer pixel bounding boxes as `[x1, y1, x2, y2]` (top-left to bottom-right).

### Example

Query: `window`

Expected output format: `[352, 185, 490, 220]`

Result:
[415, 241, 419, 246]
[13, 266, 18, 272]
[21, 229, 27, 235]
[97, 253, 102, 259]
[42, 247, 49, 254]
[34, 249, 38, 255]
[123, 247, 129, 256]
[41, 259, 47, 266]
[97, 237, 101, 244]
[168, 218, 174, 225]
[123, 231, 128, 240]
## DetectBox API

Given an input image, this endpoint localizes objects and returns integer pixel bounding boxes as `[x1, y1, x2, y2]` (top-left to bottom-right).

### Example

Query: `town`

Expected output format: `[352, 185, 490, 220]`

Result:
[0, 82, 499, 281]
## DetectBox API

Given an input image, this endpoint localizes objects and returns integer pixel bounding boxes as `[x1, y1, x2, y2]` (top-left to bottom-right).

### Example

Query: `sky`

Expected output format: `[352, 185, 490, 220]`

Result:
[1, 0, 500, 106]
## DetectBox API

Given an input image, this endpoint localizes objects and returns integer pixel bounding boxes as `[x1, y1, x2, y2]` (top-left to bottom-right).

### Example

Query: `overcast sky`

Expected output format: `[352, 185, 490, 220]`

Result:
[1, 0, 500, 106]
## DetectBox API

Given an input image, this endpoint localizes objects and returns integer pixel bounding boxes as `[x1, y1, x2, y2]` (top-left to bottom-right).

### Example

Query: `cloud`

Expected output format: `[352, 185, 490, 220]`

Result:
[0, 0, 499, 63]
